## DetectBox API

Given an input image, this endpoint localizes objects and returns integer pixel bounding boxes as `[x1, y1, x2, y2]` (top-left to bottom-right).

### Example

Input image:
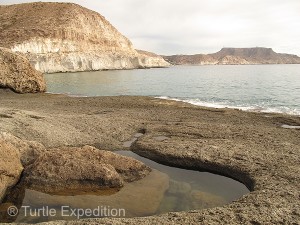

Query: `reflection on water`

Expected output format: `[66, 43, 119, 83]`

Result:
[0, 151, 249, 223]
[117, 151, 249, 202]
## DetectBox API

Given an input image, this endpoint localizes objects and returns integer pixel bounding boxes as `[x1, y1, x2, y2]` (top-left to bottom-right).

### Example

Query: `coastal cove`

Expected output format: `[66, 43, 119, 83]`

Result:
[0, 1, 300, 225]
[45, 65, 300, 115]
[0, 90, 299, 224]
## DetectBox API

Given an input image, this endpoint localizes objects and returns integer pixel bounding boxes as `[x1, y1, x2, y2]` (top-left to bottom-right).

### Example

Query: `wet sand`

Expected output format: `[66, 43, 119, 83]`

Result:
[0, 89, 299, 224]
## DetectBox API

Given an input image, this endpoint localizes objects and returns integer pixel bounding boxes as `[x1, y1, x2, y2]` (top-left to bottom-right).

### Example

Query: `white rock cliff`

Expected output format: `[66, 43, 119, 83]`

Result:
[0, 2, 169, 73]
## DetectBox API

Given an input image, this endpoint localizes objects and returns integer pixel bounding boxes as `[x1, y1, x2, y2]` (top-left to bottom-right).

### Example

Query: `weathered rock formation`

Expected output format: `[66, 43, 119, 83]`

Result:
[0, 140, 23, 202]
[0, 2, 169, 73]
[163, 47, 300, 65]
[23, 146, 151, 194]
[0, 131, 47, 203]
[0, 47, 46, 93]
[0, 132, 45, 167]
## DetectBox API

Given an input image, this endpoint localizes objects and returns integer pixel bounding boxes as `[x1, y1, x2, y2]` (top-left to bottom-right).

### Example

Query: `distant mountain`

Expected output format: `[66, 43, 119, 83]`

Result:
[0, 2, 169, 73]
[163, 48, 300, 65]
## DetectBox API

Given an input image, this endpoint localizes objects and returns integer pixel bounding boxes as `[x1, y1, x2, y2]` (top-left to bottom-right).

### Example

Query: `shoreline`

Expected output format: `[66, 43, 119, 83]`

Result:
[0, 90, 299, 224]
[43, 91, 300, 117]
[156, 96, 300, 116]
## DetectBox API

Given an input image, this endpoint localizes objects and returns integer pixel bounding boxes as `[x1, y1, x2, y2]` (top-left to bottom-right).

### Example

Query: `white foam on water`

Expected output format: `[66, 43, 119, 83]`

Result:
[46, 91, 88, 97]
[281, 124, 300, 129]
[156, 96, 300, 116]
[45, 93, 300, 116]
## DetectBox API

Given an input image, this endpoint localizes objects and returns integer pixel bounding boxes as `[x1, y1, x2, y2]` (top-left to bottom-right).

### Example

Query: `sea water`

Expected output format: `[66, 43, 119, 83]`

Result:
[45, 65, 300, 115]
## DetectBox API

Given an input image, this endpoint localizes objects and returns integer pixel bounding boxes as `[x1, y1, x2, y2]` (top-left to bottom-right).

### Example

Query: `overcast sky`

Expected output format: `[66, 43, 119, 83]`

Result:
[1, 0, 300, 55]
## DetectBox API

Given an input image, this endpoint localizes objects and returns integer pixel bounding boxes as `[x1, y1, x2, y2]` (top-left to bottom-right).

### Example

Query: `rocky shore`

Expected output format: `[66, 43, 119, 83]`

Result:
[0, 90, 299, 224]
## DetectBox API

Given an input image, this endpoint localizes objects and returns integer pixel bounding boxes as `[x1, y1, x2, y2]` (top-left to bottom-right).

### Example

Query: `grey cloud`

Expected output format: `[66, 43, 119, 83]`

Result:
[1, 0, 299, 55]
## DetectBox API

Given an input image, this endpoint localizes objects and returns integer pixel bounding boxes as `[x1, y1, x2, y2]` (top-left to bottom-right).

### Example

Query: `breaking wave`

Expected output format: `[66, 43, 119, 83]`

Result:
[157, 96, 300, 116]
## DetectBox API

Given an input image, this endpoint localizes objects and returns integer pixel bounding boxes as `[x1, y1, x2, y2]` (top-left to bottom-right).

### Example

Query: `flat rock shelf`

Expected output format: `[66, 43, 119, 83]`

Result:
[0, 151, 249, 223]
[1, 92, 298, 224]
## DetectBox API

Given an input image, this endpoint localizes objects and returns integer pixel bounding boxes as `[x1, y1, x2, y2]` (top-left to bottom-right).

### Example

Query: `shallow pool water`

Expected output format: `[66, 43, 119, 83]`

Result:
[0, 151, 249, 223]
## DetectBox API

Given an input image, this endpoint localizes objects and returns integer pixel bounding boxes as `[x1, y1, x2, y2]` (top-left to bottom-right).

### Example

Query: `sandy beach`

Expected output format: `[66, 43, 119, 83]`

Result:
[0, 89, 299, 224]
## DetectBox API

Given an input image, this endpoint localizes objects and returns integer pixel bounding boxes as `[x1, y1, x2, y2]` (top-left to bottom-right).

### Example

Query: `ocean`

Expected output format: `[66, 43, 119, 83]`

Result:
[45, 64, 300, 115]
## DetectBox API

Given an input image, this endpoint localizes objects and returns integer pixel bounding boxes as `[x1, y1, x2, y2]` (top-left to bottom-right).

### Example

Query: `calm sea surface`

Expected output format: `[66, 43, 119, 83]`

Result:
[45, 65, 300, 115]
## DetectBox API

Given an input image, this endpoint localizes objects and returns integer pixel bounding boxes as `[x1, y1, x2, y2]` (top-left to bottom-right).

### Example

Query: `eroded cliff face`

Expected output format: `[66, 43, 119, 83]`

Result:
[0, 2, 169, 73]
[163, 48, 300, 65]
